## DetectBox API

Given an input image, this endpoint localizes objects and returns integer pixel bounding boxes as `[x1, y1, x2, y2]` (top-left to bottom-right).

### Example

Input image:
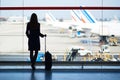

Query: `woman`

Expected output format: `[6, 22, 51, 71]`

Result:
[26, 13, 46, 70]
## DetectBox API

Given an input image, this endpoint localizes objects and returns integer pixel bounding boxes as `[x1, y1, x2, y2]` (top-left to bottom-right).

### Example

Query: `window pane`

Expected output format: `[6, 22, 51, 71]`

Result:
[0, 36, 23, 53]
[1, 0, 23, 7]
[0, 0, 120, 62]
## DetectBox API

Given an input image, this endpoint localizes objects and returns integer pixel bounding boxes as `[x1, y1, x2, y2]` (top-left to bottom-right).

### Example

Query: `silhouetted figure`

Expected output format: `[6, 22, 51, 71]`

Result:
[45, 51, 52, 71]
[26, 13, 46, 70]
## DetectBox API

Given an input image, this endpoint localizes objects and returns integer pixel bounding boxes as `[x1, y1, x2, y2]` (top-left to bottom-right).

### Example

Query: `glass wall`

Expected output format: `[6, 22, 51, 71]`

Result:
[0, 0, 120, 62]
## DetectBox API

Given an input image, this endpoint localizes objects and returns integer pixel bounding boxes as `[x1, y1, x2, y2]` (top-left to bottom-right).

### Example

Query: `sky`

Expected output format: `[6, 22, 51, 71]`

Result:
[0, 0, 120, 19]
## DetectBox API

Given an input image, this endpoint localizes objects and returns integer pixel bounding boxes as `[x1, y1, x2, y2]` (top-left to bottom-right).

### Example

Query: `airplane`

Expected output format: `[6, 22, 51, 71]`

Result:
[45, 12, 77, 29]
[45, 12, 86, 37]
[0, 16, 7, 22]
[71, 9, 120, 44]
[45, 10, 120, 41]
[71, 10, 101, 38]
[7, 16, 28, 24]
[71, 10, 105, 35]
[72, 9, 120, 36]
[0, 16, 28, 25]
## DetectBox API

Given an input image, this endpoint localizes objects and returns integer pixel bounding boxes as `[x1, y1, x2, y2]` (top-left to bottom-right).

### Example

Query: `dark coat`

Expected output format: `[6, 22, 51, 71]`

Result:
[26, 22, 44, 50]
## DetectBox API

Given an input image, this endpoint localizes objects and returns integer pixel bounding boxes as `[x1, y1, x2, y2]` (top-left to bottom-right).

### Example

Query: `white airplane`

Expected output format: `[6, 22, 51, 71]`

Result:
[7, 16, 28, 24]
[0, 16, 29, 24]
[72, 9, 120, 37]
[0, 16, 7, 21]
[45, 12, 86, 37]
[45, 12, 77, 30]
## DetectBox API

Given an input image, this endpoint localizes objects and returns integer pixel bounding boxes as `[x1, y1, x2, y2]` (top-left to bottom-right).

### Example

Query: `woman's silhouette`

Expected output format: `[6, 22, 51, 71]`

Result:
[26, 13, 46, 70]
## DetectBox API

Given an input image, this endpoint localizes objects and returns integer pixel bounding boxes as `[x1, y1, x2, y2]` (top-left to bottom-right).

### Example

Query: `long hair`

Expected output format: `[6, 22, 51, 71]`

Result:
[30, 13, 38, 24]
[29, 13, 39, 29]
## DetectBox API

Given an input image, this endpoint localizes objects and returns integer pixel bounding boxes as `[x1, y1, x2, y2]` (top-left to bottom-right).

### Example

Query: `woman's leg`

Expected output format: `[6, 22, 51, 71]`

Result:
[30, 50, 33, 63]
[33, 50, 38, 64]
[31, 50, 38, 70]
[30, 50, 35, 70]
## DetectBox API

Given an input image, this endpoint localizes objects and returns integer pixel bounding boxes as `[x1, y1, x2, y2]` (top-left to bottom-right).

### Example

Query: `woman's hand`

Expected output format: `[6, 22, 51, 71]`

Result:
[44, 34, 47, 37]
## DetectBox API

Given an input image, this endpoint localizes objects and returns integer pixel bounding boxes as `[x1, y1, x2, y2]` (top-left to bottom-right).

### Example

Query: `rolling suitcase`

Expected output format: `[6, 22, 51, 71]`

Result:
[44, 36, 52, 70]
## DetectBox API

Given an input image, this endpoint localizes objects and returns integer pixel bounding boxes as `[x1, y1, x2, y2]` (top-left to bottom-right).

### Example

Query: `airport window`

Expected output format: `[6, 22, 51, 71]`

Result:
[0, 0, 120, 63]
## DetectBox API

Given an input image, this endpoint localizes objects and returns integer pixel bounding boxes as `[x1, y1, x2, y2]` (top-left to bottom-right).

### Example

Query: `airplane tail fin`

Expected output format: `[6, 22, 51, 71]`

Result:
[71, 10, 82, 22]
[45, 12, 57, 22]
[71, 9, 97, 23]
[80, 9, 97, 23]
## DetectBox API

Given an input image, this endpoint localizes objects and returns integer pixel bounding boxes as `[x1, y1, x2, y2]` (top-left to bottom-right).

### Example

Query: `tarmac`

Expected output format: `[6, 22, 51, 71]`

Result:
[0, 22, 120, 61]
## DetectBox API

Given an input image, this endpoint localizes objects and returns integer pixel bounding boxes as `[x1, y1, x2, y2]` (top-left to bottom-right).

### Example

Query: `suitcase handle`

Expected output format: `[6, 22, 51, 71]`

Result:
[45, 36, 46, 53]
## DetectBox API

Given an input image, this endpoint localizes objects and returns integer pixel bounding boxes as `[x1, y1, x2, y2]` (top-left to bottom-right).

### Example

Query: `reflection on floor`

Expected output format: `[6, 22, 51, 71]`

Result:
[0, 69, 120, 80]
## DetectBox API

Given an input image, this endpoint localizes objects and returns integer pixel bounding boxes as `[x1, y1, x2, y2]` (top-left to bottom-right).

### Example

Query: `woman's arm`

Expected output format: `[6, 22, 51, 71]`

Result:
[39, 23, 46, 37]
[26, 23, 30, 38]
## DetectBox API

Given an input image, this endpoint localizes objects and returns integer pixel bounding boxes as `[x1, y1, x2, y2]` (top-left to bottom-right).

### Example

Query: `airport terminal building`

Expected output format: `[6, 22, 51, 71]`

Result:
[0, 0, 120, 80]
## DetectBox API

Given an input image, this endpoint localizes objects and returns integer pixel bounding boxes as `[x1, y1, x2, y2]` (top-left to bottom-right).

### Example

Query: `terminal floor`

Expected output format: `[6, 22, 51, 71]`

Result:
[0, 69, 120, 80]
